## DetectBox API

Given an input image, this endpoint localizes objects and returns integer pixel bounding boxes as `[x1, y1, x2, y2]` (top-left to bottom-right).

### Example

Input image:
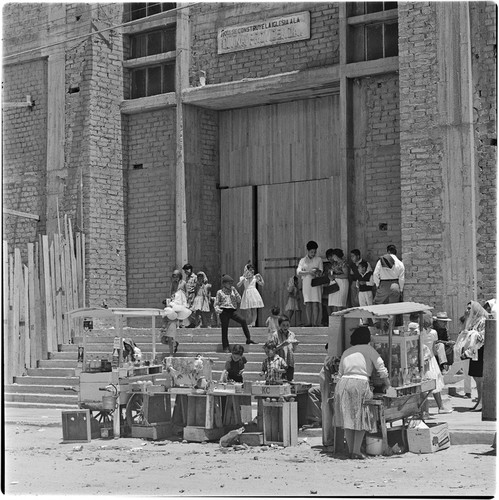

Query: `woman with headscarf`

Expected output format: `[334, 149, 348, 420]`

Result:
[297, 240, 323, 327]
[333, 326, 390, 459]
[454, 301, 489, 411]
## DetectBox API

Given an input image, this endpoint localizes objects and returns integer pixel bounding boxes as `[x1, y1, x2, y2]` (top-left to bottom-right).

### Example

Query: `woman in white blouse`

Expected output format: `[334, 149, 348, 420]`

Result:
[297, 240, 323, 327]
[333, 326, 390, 459]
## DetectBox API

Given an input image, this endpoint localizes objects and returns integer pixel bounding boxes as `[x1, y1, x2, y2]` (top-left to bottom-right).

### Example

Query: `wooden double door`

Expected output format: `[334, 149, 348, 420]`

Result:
[220, 95, 344, 324]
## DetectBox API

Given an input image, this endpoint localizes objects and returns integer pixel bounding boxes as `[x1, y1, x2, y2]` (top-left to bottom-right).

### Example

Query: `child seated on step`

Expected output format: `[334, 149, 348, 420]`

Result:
[260, 340, 287, 385]
[220, 344, 247, 383]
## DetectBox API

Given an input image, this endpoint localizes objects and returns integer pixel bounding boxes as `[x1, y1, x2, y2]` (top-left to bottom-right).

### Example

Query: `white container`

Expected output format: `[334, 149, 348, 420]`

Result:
[365, 434, 383, 455]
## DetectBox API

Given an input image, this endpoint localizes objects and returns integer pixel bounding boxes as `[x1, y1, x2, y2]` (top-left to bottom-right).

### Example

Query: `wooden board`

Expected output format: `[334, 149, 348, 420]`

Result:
[131, 422, 173, 440]
[183, 426, 225, 443]
[220, 185, 254, 280]
[220, 96, 340, 187]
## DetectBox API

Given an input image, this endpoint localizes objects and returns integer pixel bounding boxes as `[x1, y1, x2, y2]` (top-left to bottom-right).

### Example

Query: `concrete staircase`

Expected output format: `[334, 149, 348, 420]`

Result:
[4, 326, 329, 409]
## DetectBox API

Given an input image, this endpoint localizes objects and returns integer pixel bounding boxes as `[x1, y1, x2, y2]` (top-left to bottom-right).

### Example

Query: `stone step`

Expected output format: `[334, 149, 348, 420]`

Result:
[50, 350, 327, 362]
[4, 401, 79, 410]
[5, 392, 79, 405]
[27, 367, 76, 377]
[13, 375, 79, 386]
[6, 384, 77, 395]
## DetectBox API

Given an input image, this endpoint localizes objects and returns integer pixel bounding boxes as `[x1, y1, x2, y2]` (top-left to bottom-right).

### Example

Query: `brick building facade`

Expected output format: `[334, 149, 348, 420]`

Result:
[2, 2, 496, 324]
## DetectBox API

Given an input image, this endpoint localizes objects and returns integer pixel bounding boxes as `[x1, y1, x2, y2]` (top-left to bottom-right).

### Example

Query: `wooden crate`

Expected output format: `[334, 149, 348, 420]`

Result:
[183, 426, 225, 442]
[62, 409, 100, 443]
[251, 383, 291, 397]
[240, 432, 264, 446]
[262, 400, 298, 447]
[131, 422, 173, 440]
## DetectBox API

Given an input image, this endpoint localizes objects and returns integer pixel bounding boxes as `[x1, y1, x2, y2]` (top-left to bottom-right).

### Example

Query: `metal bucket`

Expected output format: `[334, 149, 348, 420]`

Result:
[102, 395, 117, 411]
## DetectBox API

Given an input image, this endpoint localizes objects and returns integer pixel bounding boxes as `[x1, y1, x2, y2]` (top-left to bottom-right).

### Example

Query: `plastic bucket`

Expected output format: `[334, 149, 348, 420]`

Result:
[365, 434, 383, 456]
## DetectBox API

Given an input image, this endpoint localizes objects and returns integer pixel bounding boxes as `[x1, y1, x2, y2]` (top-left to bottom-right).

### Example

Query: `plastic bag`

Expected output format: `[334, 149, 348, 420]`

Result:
[219, 427, 245, 447]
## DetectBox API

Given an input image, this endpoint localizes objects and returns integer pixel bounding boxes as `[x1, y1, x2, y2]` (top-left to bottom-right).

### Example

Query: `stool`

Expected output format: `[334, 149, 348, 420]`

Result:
[262, 400, 297, 447]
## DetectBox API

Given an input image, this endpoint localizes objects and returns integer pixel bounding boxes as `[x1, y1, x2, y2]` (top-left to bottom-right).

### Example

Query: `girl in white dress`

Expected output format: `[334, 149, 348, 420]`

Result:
[192, 271, 212, 328]
[238, 263, 264, 326]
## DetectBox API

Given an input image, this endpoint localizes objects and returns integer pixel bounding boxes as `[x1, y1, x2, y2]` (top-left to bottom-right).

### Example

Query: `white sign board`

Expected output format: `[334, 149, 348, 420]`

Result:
[218, 11, 311, 54]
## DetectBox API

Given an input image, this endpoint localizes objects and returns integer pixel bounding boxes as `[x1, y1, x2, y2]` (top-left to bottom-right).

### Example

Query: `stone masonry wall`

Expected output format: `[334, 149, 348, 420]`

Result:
[470, 2, 497, 301]
[189, 2, 339, 86]
[124, 108, 177, 310]
[2, 59, 48, 255]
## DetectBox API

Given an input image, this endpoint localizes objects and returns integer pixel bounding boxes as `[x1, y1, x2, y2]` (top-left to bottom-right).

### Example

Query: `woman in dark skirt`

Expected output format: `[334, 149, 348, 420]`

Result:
[456, 301, 488, 411]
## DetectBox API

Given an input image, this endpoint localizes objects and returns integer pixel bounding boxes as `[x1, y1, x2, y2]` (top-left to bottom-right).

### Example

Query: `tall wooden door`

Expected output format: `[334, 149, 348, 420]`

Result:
[220, 186, 255, 281]
[257, 178, 342, 323]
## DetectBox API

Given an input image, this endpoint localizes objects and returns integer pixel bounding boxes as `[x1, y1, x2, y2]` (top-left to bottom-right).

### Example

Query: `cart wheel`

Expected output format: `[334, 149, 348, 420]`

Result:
[126, 393, 146, 427]
[93, 410, 113, 425]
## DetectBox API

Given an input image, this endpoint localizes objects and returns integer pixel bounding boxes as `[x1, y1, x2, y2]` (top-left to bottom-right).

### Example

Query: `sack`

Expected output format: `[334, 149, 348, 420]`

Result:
[311, 275, 329, 287]
[323, 282, 340, 295]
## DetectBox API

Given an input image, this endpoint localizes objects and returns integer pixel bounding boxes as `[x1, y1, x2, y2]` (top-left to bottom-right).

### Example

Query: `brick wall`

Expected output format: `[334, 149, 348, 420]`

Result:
[189, 2, 339, 85]
[2, 59, 48, 255]
[398, 2, 446, 309]
[77, 4, 127, 307]
[398, 2, 496, 315]
[124, 108, 177, 309]
[351, 74, 401, 270]
[470, 2, 497, 301]
[184, 106, 221, 291]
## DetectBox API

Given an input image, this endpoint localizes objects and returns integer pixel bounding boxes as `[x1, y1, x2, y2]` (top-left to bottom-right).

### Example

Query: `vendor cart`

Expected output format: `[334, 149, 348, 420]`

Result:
[67, 307, 167, 438]
[329, 302, 437, 454]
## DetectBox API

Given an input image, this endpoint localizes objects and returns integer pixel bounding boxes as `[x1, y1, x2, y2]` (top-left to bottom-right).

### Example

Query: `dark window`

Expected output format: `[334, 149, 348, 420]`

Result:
[131, 63, 175, 98]
[366, 24, 383, 60]
[366, 2, 384, 14]
[147, 66, 162, 96]
[129, 3, 176, 21]
[347, 2, 398, 63]
[132, 68, 147, 98]
[130, 28, 176, 59]
[384, 22, 398, 58]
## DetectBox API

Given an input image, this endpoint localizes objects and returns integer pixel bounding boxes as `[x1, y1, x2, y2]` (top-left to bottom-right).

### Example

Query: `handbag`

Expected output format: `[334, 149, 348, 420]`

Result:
[323, 281, 340, 295]
[311, 275, 329, 287]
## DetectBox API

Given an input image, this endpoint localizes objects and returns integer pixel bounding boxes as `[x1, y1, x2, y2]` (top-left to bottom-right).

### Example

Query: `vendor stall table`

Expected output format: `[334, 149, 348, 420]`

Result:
[329, 302, 436, 454]
[67, 307, 167, 438]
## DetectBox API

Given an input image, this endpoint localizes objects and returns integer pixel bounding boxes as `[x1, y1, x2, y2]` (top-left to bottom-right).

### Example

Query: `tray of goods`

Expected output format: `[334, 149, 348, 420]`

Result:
[251, 382, 292, 397]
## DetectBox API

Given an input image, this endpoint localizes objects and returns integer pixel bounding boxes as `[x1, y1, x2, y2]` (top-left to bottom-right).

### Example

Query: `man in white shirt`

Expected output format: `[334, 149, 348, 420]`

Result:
[372, 244, 405, 304]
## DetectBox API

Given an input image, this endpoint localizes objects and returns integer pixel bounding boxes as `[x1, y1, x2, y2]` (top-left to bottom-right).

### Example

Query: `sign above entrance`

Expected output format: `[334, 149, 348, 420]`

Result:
[217, 11, 311, 54]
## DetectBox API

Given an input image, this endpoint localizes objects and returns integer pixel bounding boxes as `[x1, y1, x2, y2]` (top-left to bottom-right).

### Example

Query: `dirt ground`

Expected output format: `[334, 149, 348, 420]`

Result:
[3, 422, 496, 498]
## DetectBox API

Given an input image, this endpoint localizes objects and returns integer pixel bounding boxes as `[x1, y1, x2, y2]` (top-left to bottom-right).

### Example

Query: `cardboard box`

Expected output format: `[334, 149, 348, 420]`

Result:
[407, 422, 450, 454]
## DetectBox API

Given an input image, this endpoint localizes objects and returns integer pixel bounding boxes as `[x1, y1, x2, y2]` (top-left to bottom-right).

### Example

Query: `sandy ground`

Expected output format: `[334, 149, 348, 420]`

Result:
[3, 421, 496, 498]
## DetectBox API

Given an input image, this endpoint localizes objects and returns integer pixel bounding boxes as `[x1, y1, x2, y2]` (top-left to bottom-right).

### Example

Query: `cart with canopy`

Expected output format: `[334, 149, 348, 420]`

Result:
[327, 302, 437, 454]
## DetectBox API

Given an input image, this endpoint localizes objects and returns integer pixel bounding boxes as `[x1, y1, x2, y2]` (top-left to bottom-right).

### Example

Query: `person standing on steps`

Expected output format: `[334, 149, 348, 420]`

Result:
[372, 244, 405, 305]
[297, 240, 323, 327]
[214, 274, 258, 353]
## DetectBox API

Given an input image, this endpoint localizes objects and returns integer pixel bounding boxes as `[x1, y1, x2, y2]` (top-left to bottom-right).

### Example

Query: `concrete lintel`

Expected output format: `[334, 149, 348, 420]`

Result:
[120, 93, 177, 114]
[182, 65, 341, 110]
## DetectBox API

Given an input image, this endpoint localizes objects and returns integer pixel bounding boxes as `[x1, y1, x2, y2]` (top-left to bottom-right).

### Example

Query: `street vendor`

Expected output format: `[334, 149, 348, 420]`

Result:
[333, 326, 390, 459]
